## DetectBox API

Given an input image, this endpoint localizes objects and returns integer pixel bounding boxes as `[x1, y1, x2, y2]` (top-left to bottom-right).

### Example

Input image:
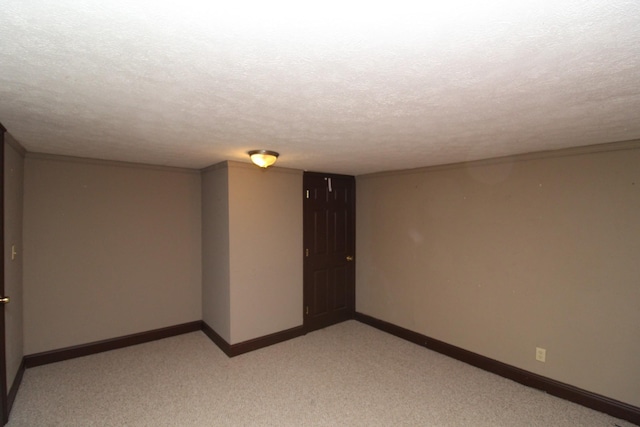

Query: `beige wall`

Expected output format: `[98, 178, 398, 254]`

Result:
[227, 162, 303, 344]
[23, 154, 202, 354]
[201, 161, 303, 345]
[4, 134, 24, 389]
[201, 163, 231, 342]
[356, 142, 640, 407]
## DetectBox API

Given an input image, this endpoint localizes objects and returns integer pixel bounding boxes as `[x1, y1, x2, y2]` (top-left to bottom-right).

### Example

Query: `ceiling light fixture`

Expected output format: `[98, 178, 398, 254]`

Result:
[248, 150, 279, 168]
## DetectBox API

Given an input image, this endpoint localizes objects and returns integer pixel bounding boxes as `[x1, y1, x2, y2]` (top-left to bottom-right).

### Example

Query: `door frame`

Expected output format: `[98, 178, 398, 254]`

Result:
[302, 171, 356, 333]
[0, 123, 8, 424]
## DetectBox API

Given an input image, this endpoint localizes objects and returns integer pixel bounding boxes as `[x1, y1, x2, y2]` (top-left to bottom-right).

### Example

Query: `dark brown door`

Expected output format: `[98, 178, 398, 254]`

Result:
[0, 125, 8, 424]
[303, 172, 355, 332]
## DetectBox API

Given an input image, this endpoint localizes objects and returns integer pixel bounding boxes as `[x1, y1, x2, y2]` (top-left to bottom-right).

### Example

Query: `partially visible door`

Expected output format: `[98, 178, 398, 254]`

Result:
[303, 172, 355, 332]
[0, 125, 8, 424]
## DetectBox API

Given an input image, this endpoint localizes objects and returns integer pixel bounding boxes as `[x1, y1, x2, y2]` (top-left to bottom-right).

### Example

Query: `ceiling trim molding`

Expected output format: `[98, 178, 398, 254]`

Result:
[25, 152, 200, 174]
[4, 133, 27, 158]
[358, 138, 640, 180]
[226, 160, 303, 176]
[199, 160, 229, 174]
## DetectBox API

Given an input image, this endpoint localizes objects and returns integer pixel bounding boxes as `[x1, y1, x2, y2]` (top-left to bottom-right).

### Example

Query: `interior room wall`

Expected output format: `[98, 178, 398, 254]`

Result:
[4, 133, 24, 390]
[227, 162, 303, 344]
[355, 141, 640, 408]
[23, 154, 202, 354]
[201, 162, 231, 342]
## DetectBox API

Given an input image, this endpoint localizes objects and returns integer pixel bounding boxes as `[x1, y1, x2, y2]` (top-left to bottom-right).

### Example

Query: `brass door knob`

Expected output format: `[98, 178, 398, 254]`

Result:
[0, 296, 9, 304]
[346, 256, 354, 261]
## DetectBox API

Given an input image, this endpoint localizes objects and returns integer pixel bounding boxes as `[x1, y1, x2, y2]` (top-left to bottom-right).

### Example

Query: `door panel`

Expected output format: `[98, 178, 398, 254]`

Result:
[3, 131, 24, 424]
[303, 172, 355, 332]
[0, 125, 8, 424]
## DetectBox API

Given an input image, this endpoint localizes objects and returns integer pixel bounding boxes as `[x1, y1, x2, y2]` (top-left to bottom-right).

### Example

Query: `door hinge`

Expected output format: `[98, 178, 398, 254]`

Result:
[306, 189, 310, 199]
[305, 306, 309, 315]
[305, 248, 309, 257]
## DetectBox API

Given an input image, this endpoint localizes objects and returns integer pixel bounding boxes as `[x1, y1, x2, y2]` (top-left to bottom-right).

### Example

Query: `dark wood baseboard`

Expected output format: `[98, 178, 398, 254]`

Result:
[7, 358, 25, 414]
[200, 322, 232, 357]
[24, 321, 202, 368]
[355, 312, 640, 426]
[229, 325, 305, 357]
[304, 311, 355, 334]
[22, 319, 305, 368]
[201, 321, 305, 357]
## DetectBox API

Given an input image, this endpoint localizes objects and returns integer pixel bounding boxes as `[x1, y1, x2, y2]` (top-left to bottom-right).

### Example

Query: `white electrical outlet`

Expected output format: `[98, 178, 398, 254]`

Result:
[536, 347, 546, 362]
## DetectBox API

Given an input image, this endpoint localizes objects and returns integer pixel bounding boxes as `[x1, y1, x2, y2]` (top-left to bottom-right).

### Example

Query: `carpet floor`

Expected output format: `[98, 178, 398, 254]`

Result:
[7, 321, 637, 426]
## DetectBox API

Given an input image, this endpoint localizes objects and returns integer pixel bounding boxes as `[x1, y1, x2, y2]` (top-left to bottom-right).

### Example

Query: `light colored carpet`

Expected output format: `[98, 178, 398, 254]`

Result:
[7, 321, 636, 426]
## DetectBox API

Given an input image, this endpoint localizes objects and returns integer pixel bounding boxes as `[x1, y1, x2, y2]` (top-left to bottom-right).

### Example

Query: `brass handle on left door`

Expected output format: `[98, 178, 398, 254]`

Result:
[0, 296, 9, 304]
[346, 256, 354, 261]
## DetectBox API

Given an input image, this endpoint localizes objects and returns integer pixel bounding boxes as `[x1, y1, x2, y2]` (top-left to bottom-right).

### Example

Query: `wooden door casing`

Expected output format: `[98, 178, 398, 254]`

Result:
[0, 124, 8, 424]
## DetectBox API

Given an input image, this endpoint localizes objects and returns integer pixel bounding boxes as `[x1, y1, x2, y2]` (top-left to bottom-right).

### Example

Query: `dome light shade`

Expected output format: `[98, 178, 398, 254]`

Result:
[248, 150, 279, 168]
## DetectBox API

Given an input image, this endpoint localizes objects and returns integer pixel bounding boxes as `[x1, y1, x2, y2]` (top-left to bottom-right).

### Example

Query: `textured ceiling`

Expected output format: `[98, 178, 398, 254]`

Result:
[1, 1, 640, 175]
